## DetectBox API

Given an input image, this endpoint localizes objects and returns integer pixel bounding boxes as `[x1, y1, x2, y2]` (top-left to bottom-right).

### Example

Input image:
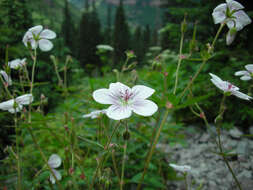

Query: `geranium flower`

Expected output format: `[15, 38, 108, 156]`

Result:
[48, 154, 62, 184]
[235, 64, 253, 81]
[8, 58, 27, 69]
[169, 163, 191, 173]
[212, 0, 251, 45]
[0, 70, 12, 86]
[0, 94, 33, 113]
[212, 0, 251, 30]
[209, 73, 252, 100]
[23, 25, 56, 52]
[92, 82, 158, 120]
[82, 109, 107, 119]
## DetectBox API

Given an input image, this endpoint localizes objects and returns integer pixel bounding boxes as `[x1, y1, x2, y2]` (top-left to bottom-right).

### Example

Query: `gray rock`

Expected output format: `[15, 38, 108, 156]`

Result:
[229, 128, 243, 139]
[249, 126, 253, 135]
[236, 141, 249, 155]
[199, 133, 210, 143]
[238, 170, 252, 179]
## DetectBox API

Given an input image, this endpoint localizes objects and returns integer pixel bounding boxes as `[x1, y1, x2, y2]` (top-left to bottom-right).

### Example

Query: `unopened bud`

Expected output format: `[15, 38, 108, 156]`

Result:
[40, 94, 46, 100]
[166, 101, 173, 109]
[199, 112, 205, 119]
[69, 168, 74, 175]
[80, 173, 86, 180]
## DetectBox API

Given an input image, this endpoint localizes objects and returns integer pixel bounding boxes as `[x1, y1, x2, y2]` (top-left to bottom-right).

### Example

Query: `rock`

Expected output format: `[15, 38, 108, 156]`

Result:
[229, 128, 243, 139]
[236, 141, 249, 155]
[249, 126, 253, 135]
[199, 134, 210, 143]
[238, 170, 252, 179]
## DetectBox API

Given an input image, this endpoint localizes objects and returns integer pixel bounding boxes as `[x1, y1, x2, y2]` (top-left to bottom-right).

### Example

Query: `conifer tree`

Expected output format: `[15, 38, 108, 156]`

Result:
[104, 5, 112, 45]
[78, 0, 102, 70]
[61, 0, 76, 54]
[143, 24, 151, 55]
[133, 26, 144, 64]
[113, 0, 130, 66]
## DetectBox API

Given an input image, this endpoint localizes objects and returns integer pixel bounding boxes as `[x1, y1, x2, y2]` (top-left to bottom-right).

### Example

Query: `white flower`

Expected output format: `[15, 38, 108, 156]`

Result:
[96, 44, 114, 51]
[169, 163, 191, 173]
[209, 73, 252, 100]
[226, 28, 237, 45]
[212, 0, 251, 31]
[235, 64, 253, 81]
[48, 154, 62, 184]
[92, 82, 158, 120]
[8, 58, 27, 69]
[23, 25, 56, 52]
[82, 109, 107, 119]
[0, 94, 33, 113]
[0, 70, 12, 86]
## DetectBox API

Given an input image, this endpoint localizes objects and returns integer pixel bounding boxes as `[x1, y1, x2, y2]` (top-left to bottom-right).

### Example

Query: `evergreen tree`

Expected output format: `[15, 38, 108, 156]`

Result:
[78, 0, 102, 71]
[61, 0, 76, 54]
[133, 26, 143, 64]
[113, 0, 130, 66]
[104, 5, 112, 45]
[143, 24, 151, 55]
[151, 29, 158, 46]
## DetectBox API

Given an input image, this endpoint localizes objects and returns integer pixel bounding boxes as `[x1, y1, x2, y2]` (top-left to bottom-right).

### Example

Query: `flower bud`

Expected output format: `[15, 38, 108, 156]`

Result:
[166, 101, 173, 109]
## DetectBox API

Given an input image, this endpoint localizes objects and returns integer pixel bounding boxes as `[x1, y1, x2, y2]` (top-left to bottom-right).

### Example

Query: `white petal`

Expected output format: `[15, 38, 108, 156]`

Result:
[240, 75, 251, 81]
[0, 70, 12, 86]
[40, 29, 56, 39]
[233, 11, 252, 31]
[109, 82, 131, 95]
[48, 154, 61, 168]
[38, 39, 53, 51]
[232, 91, 252, 100]
[213, 3, 227, 13]
[82, 109, 107, 119]
[50, 169, 62, 184]
[15, 94, 33, 105]
[235, 70, 248, 76]
[106, 105, 132, 120]
[0, 99, 14, 111]
[226, 19, 235, 29]
[132, 85, 155, 100]
[28, 25, 43, 36]
[226, 0, 244, 11]
[93, 89, 115, 104]
[212, 10, 226, 24]
[8, 104, 23, 113]
[131, 99, 158, 117]
[169, 163, 191, 172]
[245, 64, 253, 72]
[209, 73, 223, 83]
[210, 78, 225, 92]
[226, 30, 236, 45]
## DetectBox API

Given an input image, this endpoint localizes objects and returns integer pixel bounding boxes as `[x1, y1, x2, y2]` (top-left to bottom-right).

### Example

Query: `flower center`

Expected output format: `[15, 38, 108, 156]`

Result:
[119, 89, 133, 105]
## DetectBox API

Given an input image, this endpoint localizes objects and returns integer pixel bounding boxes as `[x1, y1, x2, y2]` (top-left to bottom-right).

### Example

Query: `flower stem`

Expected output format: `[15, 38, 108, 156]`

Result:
[14, 112, 22, 190]
[89, 121, 121, 190]
[27, 126, 64, 190]
[29, 48, 37, 123]
[120, 141, 127, 190]
[179, 24, 224, 99]
[173, 26, 185, 95]
[215, 95, 242, 190]
[136, 109, 170, 190]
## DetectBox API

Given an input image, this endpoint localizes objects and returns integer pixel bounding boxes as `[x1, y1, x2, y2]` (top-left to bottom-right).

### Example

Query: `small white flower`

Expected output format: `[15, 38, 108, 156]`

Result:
[96, 44, 114, 51]
[48, 154, 62, 184]
[212, 0, 251, 45]
[8, 58, 27, 69]
[0, 70, 12, 86]
[235, 64, 253, 81]
[0, 94, 33, 113]
[82, 109, 107, 119]
[169, 163, 191, 173]
[93, 82, 158, 120]
[209, 73, 252, 100]
[23, 25, 56, 52]
[212, 0, 251, 31]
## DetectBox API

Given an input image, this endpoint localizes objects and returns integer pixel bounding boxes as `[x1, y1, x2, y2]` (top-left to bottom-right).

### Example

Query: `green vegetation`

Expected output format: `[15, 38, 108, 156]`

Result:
[1, 0, 253, 189]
